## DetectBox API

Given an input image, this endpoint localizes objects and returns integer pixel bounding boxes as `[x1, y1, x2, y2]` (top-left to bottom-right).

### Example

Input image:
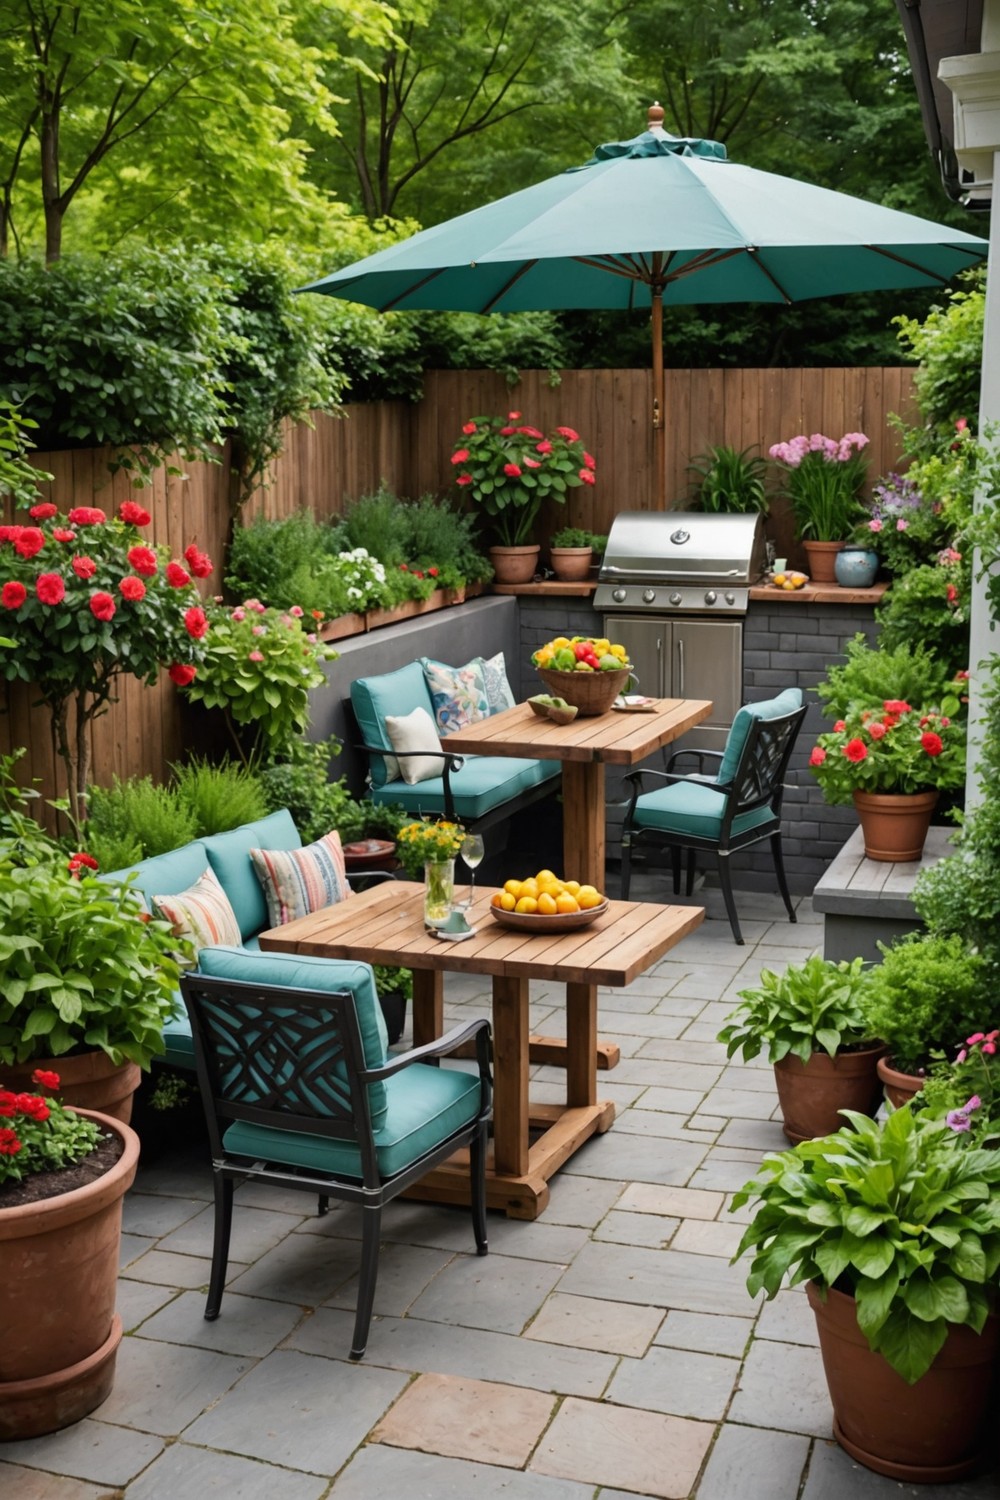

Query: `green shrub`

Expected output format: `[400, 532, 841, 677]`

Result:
[225, 512, 339, 609]
[816, 634, 957, 721]
[257, 737, 358, 845]
[86, 776, 197, 862]
[876, 559, 970, 677]
[687, 442, 769, 514]
[894, 270, 984, 440]
[332, 487, 412, 564]
[172, 756, 268, 836]
[862, 933, 986, 1075]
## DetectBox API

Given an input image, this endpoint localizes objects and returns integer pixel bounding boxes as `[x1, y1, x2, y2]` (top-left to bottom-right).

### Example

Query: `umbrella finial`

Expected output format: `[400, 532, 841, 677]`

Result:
[648, 101, 666, 133]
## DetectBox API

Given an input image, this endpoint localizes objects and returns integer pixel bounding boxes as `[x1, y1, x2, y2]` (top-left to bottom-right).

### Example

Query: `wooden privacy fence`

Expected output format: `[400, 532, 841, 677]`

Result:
[4, 366, 916, 803]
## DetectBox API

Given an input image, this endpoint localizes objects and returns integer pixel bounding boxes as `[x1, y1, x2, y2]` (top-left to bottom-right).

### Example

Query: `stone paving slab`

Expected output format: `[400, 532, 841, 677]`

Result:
[529, 1396, 714, 1499]
[123, 1443, 329, 1500]
[0, 1466, 114, 1500]
[371, 1372, 556, 1467]
[328, 1443, 595, 1498]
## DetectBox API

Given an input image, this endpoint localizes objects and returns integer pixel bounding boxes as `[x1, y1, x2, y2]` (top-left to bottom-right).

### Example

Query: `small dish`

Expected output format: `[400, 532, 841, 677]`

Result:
[546, 704, 579, 725]
[526, 696, 552, 717]
[612, 695, 656, 713]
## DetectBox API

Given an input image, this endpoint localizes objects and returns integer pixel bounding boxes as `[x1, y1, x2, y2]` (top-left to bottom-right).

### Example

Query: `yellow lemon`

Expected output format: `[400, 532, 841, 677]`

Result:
[521, 876, 539, 899]
[564, 879, 581, 896]
[499, 891, 516, 911]
[515, 895, 539, 914]
[536, 869, 557, 885]
[774, 573, 786, 586]
[555, 892, 580, 914]
[537, 892, 558, 915]
[577, 885, 603, 909]
[503, 878, 522, 898]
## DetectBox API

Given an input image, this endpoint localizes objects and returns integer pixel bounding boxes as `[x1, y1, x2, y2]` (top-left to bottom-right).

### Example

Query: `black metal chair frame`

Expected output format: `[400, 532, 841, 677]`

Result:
[620, 704, 807, 945]
[179, 971, 492, 1361]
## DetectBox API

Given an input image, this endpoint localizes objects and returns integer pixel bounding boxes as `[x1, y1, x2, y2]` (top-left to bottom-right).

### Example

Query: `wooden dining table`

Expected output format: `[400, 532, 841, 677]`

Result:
[444, 696, 713, 889]
[260, 880, 704, 1219]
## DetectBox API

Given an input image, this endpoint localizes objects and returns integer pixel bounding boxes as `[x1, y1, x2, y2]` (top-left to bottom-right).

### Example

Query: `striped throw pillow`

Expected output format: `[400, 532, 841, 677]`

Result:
[152, 866, 242, 957]
[249, 829, 351, 928]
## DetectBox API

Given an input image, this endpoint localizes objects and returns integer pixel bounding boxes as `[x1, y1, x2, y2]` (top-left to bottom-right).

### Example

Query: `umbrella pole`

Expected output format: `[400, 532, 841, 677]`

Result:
[652, 286, 666, 510]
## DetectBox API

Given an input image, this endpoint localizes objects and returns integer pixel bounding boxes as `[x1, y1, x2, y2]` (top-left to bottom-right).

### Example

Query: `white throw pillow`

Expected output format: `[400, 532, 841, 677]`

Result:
[384, 706, 446, 784]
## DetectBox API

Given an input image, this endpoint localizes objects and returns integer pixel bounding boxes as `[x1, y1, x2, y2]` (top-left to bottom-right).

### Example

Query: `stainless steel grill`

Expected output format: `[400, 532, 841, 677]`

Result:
[596, 511, 766, 749]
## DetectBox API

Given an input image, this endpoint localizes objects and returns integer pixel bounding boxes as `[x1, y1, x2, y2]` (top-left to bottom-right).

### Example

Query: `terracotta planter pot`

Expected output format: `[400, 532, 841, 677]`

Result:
[807, 1282, 998, 1482]
[319, 611, 367, 642]
[549, 546, 593, 581]
[773, 1043, 887, 1144]
[0, 1109, 140, 1441]
[802, 539, 844, 583]
[488, 545, 540, 584]
[876, 1054, 925, 1109]
[852, 789, 938, 863]
[342, 838, 397, 873]
[2, 1052, 140, 1125]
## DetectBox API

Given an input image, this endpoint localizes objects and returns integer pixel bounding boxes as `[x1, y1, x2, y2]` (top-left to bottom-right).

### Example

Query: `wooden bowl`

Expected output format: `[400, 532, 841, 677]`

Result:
[536, 666, 631, 716]
[488, 899, 609, 932]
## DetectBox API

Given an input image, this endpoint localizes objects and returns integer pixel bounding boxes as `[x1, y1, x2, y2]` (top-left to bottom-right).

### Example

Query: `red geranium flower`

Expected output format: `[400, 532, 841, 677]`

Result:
[72, 555, 97, 580]
[524, 457, 542, 469]
[556, 426, 580, 442]
[833, 720, 846, 732]
[868, 722, 887, 740]
[499, 426, 516, 436]
[462, 422, 477, 435]
[451, 449, 470, 464]
[536, 440, 553, 455]
[165, 561, 191, 588]
[516, 426, 544, 439]
[68, 507, 106, 526]
[843, 738, 868, 763]
[946, 583, 959, 606]
[14, 526, 44, 559]
[0, 1092, 16, 1116]
[809, 746, 827, 766]
[89, 591, 116, 622]
[184, 605, 209, 639]
[428, 567, 438, 577]
[29, 502, 57, 520]
[118, 500, 152, 526]
[32, 1070, 60, 1090]
[52, 528, 76, 542]
[127, 545, 158, 577]
[36, 572, 66, 606]
[168, 662, 197, 687]
[456, 474, 472, 486]
[508, 411, 522, 420]
[0, 1128, 21, 1156]
[1, 581, 26, 610]
[921, 732, 944, 756]
[15, 1094, 49, 1121]
[583, 452, 596, 470]
[0, 525, 22, 544]
[579, 469, 596, 485]
[883, 699, 911, 715]
[67, 851, 100, 877]
[183, 544, 213, 578]
[503, 462, 522, 478]
[119, 576, 146, 602]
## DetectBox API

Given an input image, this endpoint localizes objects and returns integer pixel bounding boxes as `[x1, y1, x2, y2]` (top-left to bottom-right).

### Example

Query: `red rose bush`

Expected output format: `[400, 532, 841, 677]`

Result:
[808, 698, 966, 804]
[452, 411, 596, 546]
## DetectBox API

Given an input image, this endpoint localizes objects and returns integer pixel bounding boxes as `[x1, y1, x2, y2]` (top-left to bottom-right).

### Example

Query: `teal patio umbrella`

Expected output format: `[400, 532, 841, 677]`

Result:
[303, 104, 987, 504]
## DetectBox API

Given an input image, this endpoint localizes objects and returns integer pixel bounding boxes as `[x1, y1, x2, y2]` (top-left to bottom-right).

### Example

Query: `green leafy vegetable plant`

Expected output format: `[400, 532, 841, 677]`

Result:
[862, 933, 986, 1076]
[732, 1106, 1000, 1384]
[717, 956, 873, 1065]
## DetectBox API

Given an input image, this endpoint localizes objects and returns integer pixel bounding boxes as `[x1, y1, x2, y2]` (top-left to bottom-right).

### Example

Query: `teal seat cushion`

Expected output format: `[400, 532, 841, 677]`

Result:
[717, 689, 803, 785]
[103, 842, 209, 909]
[195, 945, 389, 1123]
[161, 1003, 195, 1068]
[222, 1061, 482, 1180]
[203, 810, 302, 940]
[352, 663, 436, 789]
[633, 780, 777, 840]
[369, 756, 559, 821]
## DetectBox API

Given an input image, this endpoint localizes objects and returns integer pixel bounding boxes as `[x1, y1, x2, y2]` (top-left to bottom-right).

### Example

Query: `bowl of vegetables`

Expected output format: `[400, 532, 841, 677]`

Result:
[533, 636, 633, 715]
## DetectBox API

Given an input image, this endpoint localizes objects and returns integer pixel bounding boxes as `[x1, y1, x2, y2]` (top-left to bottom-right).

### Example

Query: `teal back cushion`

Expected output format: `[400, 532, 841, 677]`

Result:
[718, 689, 803, 786]
[103, 841, 209, 910]
[195, 945, 388, 1126]
[203, 810, 301, 939]
[352, 662, 435, 787]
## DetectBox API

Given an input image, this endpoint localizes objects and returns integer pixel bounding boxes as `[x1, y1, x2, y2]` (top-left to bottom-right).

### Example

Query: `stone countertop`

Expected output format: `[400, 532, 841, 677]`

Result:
[492, 581, 888, 603]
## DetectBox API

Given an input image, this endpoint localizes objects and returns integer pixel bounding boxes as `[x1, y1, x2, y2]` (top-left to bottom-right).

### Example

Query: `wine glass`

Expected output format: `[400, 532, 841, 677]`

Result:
[459, 833, 485, 910]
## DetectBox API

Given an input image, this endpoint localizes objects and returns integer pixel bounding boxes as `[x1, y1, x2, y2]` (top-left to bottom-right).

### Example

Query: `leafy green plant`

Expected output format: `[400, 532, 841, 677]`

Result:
[862, 933, 987, 1075]
[0, 400, 50, 507]
[816, 634, 958, 722]
[225, 511, 339, 609]
[85, 776, 197, 863]
[453, 413, 595, 546]
[688, 442, 769, 514]
[808, 703, 965, 805]
[171, 756, 268, 836]
[732, 1106, 1000, 1384]
[876, 556, 970, 676]
[717, 956, 873, 1064]
[257, 736, 357, 845]
[332, 487, 412, 565]
[401, 494, 491, 582]
[372, 964, 413, 1001]
[550, 527, 593, 549]
[894, 271, 984, 441]
[0, 1071, 101, 1186]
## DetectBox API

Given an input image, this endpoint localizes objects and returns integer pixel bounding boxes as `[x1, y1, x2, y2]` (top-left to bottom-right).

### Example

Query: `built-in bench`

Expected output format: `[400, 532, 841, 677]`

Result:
[812, 826, 953, 963]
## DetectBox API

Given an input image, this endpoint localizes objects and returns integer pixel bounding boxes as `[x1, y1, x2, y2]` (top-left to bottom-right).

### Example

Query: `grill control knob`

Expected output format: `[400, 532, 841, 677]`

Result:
[612, 587, 627, 603]
[669, 591, 682, 606]
[642, 588, 656, 604]
[725, 591, 736, 605]
[704, 590, 717, 605]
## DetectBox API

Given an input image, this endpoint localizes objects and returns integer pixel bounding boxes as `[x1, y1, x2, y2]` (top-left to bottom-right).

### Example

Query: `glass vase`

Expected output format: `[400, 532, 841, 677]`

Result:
[423, 858, 455, 926]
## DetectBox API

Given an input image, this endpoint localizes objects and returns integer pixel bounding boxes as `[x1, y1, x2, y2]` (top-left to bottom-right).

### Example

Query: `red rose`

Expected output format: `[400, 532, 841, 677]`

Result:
[168, 662, 197, 686]
[503, 463, 522, 478]
[0, 1092, 17, 1116]
[183, 544, 213, 578]
[536, 440, 553, 455]
[583, 452, 596, 470]
[67, 851, 100, 877]
[32, 1069, 60, 1090]
[119, 500, 152, 526]
[867, 722, 886, 740]
[89, 591, 116, 622]
[843, 738, 868, 763]
[29, 502, 57, 520]
[184, 605, 208, 639]
[808, 746, 827, 766]
[451, 449, 470, 465]
[36, 572, 66, 606]
[921, 731, 944, 756]
[119, 575, 146, 602]
[1, 581, 26, 610]
[833, 720, 846, 732]
[456, 474, 472, 486]
[52, 528, 76, 542]
[72, 555, 97, 580]
[127, 545, 158, 577]
[14, 527, 44, 559]
[579, 469, 596, 485]
[883, 699, 911, 715]
[166, 561, 191, 588]
[0, 1128, 21, 1156]
[462, 422, 477, 435]
[557, 426, 580, 442]
[68, 507, 106, 525]
[499, 426, 516, 436]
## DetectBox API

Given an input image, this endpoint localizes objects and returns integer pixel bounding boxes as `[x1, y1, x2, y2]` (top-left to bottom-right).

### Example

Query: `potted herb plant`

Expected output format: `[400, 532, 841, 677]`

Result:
[768, 430, 869, 581]
[0, 1069, 140, 1439]
[862, 932, 986, 1106]
[732, 1107, 1000, 1482]
[717, 956, 884, 1143]
[808, 698, 966, 861]
[549, 526, 595, 582]
[452, 412, 595, 583]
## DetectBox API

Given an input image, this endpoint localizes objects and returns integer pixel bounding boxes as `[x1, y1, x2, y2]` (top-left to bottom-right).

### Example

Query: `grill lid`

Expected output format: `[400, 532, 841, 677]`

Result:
[599, 511, 766, 585]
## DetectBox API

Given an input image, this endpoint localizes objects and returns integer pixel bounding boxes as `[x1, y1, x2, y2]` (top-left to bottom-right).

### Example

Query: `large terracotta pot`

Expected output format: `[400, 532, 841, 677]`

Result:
[802, 539, 844, 583]
[2, 1052, 140, 1125]
[876, 1054, 925, 1109]
[807, 1282, 998, 1482]
[0, 1109, 140, 1441]
[488, 544, 540, 584]
[852, 789, 938, 863]
[773, 1043, 887, 1144]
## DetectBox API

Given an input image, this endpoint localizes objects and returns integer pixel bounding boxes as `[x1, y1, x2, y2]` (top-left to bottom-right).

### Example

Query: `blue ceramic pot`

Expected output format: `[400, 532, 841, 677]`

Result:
[834, 546, 879, 588]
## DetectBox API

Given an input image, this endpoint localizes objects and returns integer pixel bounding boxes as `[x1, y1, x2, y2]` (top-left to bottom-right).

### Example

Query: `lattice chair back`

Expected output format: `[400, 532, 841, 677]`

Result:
[729, 706, 807, 815]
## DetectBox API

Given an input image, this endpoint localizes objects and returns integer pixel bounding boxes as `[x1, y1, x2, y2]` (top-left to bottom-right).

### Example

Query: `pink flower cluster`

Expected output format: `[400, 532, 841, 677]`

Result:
[769, 431, 869, 467]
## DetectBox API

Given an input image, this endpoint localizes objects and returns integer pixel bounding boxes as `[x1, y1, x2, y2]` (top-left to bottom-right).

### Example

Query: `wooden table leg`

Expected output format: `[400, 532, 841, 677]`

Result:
[561, 761, 606, 890]
[411, 968, 443, 1048]
[490, 974, 529, 1177]
[565, 982, 597, 1108]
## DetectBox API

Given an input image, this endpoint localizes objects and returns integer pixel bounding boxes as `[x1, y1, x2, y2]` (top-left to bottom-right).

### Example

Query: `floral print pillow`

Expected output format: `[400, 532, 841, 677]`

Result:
[420, 657, 490, 735]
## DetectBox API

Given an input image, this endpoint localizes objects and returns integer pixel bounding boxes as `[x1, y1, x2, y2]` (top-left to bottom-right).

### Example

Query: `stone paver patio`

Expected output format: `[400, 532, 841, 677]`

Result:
[3, 885, 998, 1499]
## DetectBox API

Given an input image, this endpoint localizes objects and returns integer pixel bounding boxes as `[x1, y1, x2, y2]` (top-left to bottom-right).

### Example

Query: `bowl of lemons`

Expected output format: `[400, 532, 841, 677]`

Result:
[489, 869, 609, 930]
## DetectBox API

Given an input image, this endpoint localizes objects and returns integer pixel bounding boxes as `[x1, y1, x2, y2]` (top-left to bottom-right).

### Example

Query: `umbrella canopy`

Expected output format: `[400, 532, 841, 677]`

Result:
[304, 104, 987, 502]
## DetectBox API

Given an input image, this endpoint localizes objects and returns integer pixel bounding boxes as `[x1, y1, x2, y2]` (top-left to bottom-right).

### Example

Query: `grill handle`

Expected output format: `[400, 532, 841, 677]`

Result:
[600, 565, 745, 581]
[677, 636, 684, 696]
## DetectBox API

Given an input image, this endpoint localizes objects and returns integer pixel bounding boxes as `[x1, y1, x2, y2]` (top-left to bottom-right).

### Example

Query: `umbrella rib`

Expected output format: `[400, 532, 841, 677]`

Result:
[662, 246, 745, 284]
[741, 249, 793, 304]
[480, 260, 539, 312]
[380, 266, 449, 311]
[866, 244, 981, 283]
[574, 255, 649, 282]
